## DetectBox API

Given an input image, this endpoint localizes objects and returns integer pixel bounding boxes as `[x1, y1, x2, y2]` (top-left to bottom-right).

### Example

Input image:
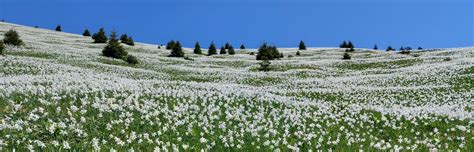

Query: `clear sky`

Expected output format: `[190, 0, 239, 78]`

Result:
[1, 0, 473, 49]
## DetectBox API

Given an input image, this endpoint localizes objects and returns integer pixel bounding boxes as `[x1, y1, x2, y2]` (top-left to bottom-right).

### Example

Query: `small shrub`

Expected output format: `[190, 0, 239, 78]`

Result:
[258, 60, 272, 72]
[296, 51, 301, 56]
[3, 29, 23, 46]
[400, 50, 410, 55]
[208, 42, 217, 56]
[184, 56, 194, 61]
[444, 57, 452, 61]
[126, 55, 139, 65]
[413, 54, 421, 57]
[55, 25, 61, 31]
[228, 46, 235, 55]
[120, 34, 135, 46]
[83, 29, 91, 36]
[343, 52, 351, 60]
[299, 40, 306, 50]
[240, 44, 245, 49]
[92, 28, 108, 43]
[386, 46, 394, 51]
[373, 44, 378, 50]
[220, 46, 227, 54]
[166, 40, 176, 50]
[288, 55, 294, 58]
[345, 48, 355, 52]
[169, 41, 184, 57]
[249, 52, 255, 55]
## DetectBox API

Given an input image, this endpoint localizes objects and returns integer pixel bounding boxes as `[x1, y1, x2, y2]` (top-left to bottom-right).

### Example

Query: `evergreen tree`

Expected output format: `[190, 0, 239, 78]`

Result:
[220, 46, 227, 54]
[126, 55, 139, 65]
[343, 52, 351, 60]
[240, 44, 246, 49]
[256, 43, 281, 60]
[120, 34, 128, 42]
[208, 42, 217, 56]
[169, 41, 184, 57]
[125, 37, 135, 46]
[373, 44, 378, 50]
[299, 40, 306, 50]
[400, 46, 405, 51]
[3, 29, 23, 46]
[258, 60, 272, 72]
[340, 41, 347, 48]
[296, 51, 301, 56]
[347, 41, 354, 49]
[386, 46, 394, 51]
[228, 46, 235, 55]
[92, 28, 108, 43]
[0, 41, 4, 55]
[194, 42, 202, 54]
[102, 31, 127, 59]
[83, 29, 91, 36]
[279, 52, 284, 58]
[166, 40, 176, 50]
[418, 47, 423, 50]
[55, 25, 61, 31]
[225, 42, 231, 49]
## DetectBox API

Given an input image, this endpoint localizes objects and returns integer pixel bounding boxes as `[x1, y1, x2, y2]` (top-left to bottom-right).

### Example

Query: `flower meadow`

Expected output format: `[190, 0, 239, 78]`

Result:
[0, 22, 473, 151]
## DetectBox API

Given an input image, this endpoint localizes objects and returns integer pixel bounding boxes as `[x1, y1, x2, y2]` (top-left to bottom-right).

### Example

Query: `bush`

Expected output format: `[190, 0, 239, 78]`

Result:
[258, 60, 272, 72]
[228, 46, 235, 55]
[347, 41, 354, 48]
[249, 52, 255, 55]
[386, 46, 394, 51]
[120, 34, 134, 46]
[92, 28, 108, 43]
[55, 25, 61, 32]
[220, 46, 227, 54]
[83, 29, 91, 36]
[296, 51, 301, 56]
[102, 31, 127, 59]
[288, 55, 293, 58]
[0, 41, 4, 55]
[126, 55, 139, 65]
[184, 56, 194, 61]
[340, 41, 354, 48]
[418, 47, 423, 50]
[256, 43, 281, 60]
[194, 42, 202, 54]
[373, 44, 378, 50]
[343, 52, 351, 60]
[240, 44, 245, 49]
[208, 42, 217, 56]
[444, 57, 452, 61]
[169, 41, 184, 57]
[400, 50, 410, 55]
[345, 48, 355, 52]
[299, 40, 306, 50]
[166, 40, 176, 50]
[3, 29, 23, 46]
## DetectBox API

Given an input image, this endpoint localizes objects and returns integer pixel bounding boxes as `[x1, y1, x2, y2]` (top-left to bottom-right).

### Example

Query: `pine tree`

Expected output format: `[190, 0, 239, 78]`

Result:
[296, 51, 301, 56]
[225, 42, 231, 49]
[83, 29, 91, 36]
[194, 42, 202, 54]
[240, 44, 246, 49]
[208, 42, 217, 56]
[386, 46, 394, 51]
[418, 47, 423, 50]
[102, 31, 127, 59]
[125, 37, 135, 46]
[299, 40, 306, 50]
[400, 46, 405, 51]
[92, 28, 108, 43]
[120, 34, 128, 43]
[343, 52, 351, 60]
[169, 41, 184, 57]
[55, 25, 61, 31]
[373, 44, 378, 50]
[256, 43, 281, 60]
[258, 60, 272, 72]
[0, 41, 4, 55]
[166, 40, 176, 50]
[340, 41, 347, 48]
[220, 46, 227, 54]
[228, 46, 235, 55]
[347, 41, 354, 49]
[3, 29, 23, 46]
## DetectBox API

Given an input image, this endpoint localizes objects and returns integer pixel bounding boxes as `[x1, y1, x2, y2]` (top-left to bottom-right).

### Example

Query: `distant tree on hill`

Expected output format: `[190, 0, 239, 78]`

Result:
[120, 34, 128, 43]
[194, 42, 202, 54]
[299, 40, 306, 50]
[169, 41, 184, 57]
[3, 29, 23, 46]
[0, 41, 4, 55]
[256, 43, 281, 60]
[55, 25, 61, 32]
[92, 28, 108, 43]
[296, 51, 301, 56]
[400, 46, 405, 51]
[258, 60, 272, 72]
[208, 42, 217, 56]
[220, 46, 227, 54]
[345, 48, 355, 52]
[347, 41, 354, 49]
[373, 44, 378, 50]
[228, 46, 235, 55]
[386, 46, 394, 51]
[225, 42, 231, 49]
[166, 40, 176, 50]
[120, 34, 134, 46]
[102, 31, 127, 59]
[343, 52, 351, 60]
[83, 29, 91, 36]
[240, 44, 246, 49]
[340, 41, 348, 48]
[126, 55, 139, 65]
[418, 47, 423, 50]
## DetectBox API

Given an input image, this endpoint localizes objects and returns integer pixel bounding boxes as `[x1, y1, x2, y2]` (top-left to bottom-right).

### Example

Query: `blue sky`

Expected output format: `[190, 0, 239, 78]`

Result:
[1, 0, 473, 49]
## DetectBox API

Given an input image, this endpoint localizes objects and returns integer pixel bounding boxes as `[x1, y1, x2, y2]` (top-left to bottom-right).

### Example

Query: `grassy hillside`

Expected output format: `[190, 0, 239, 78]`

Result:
[0, 22, 473, 151]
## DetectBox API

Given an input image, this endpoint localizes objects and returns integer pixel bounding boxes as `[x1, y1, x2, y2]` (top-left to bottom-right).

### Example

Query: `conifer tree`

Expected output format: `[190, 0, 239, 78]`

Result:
[296, 51, 301, 56]
[102, 31, 127, 59]
[125, 37, 135, 46]
[126, 55, 139, 65]
[169, 41, 184, 57]
[347, 41, 354, 49]
[299, 40, 306, 50]
[3, 29, 23, 46]
[228, 46, 235, 55]
[120, 34, 128, 43]
[225, 42, 231, 49]
[92, 28, 108, 43]
[208, 42, 217, 56]
[240, 44, 246, 49]
[400, 46, 405, 51]
[83, 29, 91, 36]
[340, 41, 347, 48]
[194, 42, 202, 54]
[166, 40, 176, 50]
[373, 44, 378, 50]
[386, 46, 394, 51]
[220, 46, 227, 54]
[418, 47, 423, 50]
[256, 43, 281, 60]
[343, 52, 351, 60]
[55, 25, 61, 31]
